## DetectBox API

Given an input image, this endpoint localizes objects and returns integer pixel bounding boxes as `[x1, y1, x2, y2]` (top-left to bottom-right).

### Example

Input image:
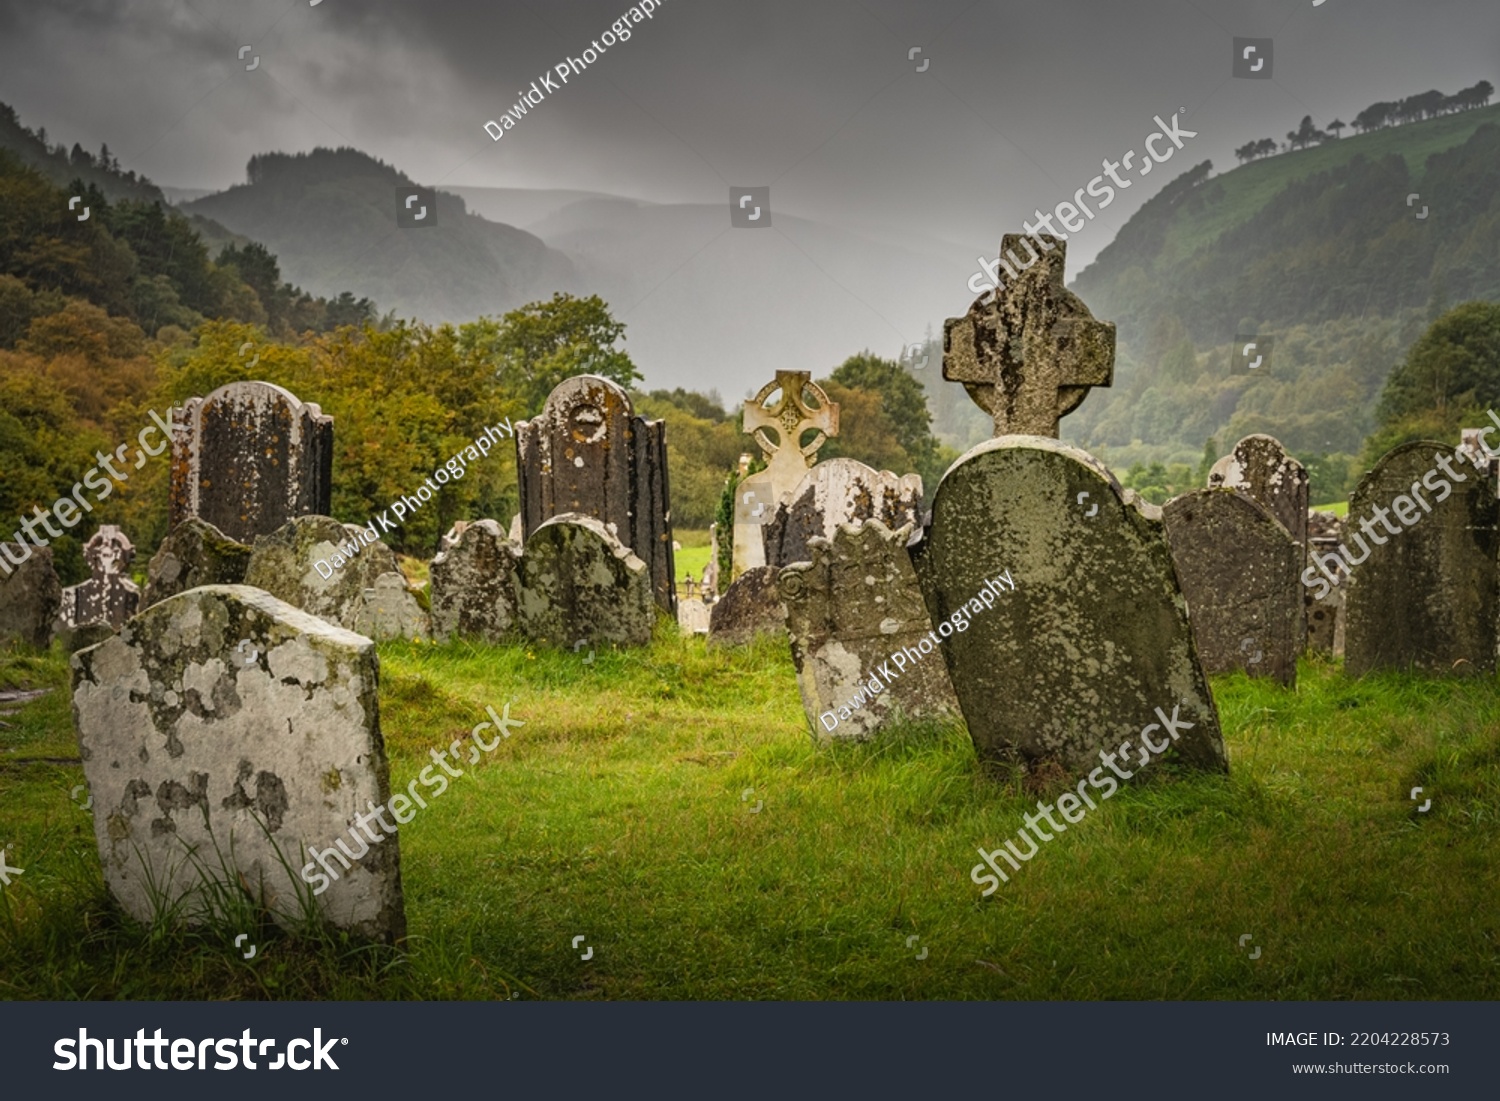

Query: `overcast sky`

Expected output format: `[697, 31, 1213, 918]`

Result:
[2, 0, 1496, 273]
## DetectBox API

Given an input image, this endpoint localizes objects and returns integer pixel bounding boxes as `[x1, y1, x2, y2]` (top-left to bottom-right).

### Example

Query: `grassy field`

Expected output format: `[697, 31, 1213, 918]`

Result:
[1, 625, 1497, 1001]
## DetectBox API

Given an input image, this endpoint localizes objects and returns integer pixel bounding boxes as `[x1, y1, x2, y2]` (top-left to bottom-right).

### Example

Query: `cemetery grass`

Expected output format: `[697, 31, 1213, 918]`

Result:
[2, 633, 1498, 1001]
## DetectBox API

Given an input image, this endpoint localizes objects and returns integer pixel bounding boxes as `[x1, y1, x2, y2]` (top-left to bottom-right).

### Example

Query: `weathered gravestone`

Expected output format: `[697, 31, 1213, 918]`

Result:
[762, 458, 925, 569]
[70, 584, 404, 942]
[1305, 511, 1346, 655]
[733, 371, 840, 575]
[1344, 441, 1499, 676]
[143, 518, 252, 609]
[1163, 490, 1301, 686]
[943, 235, 1115, 438]
[515, 514, 656, 649]
[676, 597, 711, 636]
[910, 437, 1227, 775]
[429, 519, 520, 642]
[708, 566, 787, 647]
[243, 516, 424, 641]
[58, 525, 141, 632]
[0, 542, 61, 647]
[170, 381, 334, 545]
[779, 520, 959, 741]
[516, 376, 675, 615]
[1208, 434, 1309, 552]
[353, 573, 432, 642]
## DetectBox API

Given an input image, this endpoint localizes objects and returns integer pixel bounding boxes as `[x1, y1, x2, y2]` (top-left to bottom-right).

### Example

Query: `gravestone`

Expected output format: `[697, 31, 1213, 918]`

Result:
[1208, 434, 1309, 552]
[676, 597, 711, 636]
[1305, 511, 1346, 655]
[515, 514, 656, 649]
[1344, 441, 1499, 676]
[910, 436, 1227, 775]
[703, 524, 721, 599]
[516, 375, 675, 615]
[58, 526, 141, 631]
[170, 381, 334, 545]
[943, 235, 1115, 438]
[762, 458, 924, 569]
[429, 519, 521, 642]
[0, 542, 61, 647]
[70, 584, 404, 942]
[243, 516, 403, 637]
[733, 371, 840, 575]
[353, 573, 432, 642]
[779, 520, 959, 741]
[1459, 428, 1496, 480]
[143, 518, 252, 609]
[1163, 490, 1301, 686]
[708, 566, 787, 647]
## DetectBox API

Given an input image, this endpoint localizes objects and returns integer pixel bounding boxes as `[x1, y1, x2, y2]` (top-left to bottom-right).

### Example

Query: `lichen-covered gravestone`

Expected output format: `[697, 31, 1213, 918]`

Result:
[515, 513, 655, 648]
[516, 376, 676, 615]
[1344, 441, 1499, 676]
[0, 542, 61, 647]
[143, 518, 252, 609]
[762, 458, 924, 569]
[708, 566, 787, 647]
[1305, 511, 1346, 655]
[733, 371, 840, 575]
[1208, 434, 1309, 552]
[353, 573, 432, 641]
[942, 235, 1115, 438]
[70, 585, 404, 942]
[910, 437, 1227, 775]
[170, 381, 334, 545]
[1163, 490, 1301, 686]
[58, 525, 141, 631]
[243, 515, 424, 641]
[779, 520, 959, 741]
[429, 519, 520, 642]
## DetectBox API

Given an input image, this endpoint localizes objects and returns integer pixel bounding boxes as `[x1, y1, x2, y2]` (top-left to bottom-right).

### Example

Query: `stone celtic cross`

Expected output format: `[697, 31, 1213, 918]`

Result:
[743, 370, 840, 484]
[943, 235, 1115, 438]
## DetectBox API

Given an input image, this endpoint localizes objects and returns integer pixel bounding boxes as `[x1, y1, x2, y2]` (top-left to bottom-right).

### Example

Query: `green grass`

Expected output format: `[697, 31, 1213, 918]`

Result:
[1311, 501, 1349, 516]
[674, 528, 712, 587]
[2, 630, 1497, 1001]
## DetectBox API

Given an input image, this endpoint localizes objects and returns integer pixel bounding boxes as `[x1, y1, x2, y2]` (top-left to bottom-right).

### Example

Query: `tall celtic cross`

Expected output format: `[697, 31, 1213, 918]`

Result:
[943, 234, 1115, 438]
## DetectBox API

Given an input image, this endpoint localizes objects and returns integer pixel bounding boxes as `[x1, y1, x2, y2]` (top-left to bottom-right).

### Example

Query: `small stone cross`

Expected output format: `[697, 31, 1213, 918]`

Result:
[943, 234, 1115, 438]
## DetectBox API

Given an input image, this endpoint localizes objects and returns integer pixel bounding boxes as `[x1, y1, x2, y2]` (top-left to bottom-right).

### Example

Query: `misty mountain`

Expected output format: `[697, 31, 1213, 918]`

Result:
[180, 148, 576, 326]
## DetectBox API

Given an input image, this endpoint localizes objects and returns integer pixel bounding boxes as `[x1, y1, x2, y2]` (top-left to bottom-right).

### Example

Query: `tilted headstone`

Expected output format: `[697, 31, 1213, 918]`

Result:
[708, 565, 787, 647]
[779, 520, 959, 741]
[1344, 441, 1499, 676]
[1163, 490, 1301, 686]
[733, 371, 840, 575]
[1305, 511, 1345, 655]
[58, 525, 140, 631]
[516, 375, 675, 615]
[243, 515, 418, 640]
[1207, 434, 1309, 552]
[910, 437, 1227, 775]
[170, 381, 334, 545]
[762, 458, 924, 569]
[352, 573, 431, 642]
[943, 235, 1115, 438]
[143, 518, 252, 609]
[0, 542, 61, 647]
[515, 513, 656, 649]
[429, 519, 521, 642]
[70, 584, 404, 942]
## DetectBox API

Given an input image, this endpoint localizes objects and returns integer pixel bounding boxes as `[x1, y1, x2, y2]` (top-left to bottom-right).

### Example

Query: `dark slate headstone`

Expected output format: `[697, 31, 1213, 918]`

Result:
[429, 519, 521, 642]
[170, 381, 334, 545]
[910, 436, 1227, 776]
[762, 457, 924, 569]
[1163, 489, 1301, 687]
[708, 566, 786, 647]
[1344, 441, 1499, 676]
[1208, 434, 1309, 552]
[143, 518, 252, 609]
[515, 513, 656, 649]
[0, 541, 61, 647]
[516, 376, 675, 615]
[58, 525, 140, 632]
[779, 520, 959, 741]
